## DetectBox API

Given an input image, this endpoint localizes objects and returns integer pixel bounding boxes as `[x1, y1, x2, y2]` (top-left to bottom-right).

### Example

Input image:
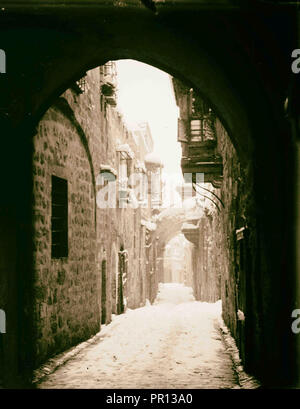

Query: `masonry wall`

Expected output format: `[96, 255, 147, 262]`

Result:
[33, 106, 99, 365]
[214, 118, 257, 371]
[32, 66, 153, 367]
[192, 213, 222, 303]
[184, 115, 257, 372]
[97, 107, 151, 312]
[145, 228, 160, 304]
[172, 77, 263, 375]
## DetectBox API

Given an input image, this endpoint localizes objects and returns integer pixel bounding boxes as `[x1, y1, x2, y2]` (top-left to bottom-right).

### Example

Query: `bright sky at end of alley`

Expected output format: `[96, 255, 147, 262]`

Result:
[115, 59, 182, 178]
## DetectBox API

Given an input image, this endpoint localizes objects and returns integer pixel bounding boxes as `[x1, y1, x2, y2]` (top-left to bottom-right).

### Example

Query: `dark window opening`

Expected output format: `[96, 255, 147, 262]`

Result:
[51, 175, 68, 259]
[118, 248, 125, 315]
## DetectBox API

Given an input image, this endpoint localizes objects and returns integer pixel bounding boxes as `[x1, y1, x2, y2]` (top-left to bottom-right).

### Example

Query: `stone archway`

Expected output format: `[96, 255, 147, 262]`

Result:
[0, 2, 297, 387]
[150, 199, 206, 283]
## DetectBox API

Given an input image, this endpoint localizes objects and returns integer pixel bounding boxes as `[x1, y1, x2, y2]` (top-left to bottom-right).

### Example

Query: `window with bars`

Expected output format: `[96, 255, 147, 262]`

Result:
[51, 176, 68, 259]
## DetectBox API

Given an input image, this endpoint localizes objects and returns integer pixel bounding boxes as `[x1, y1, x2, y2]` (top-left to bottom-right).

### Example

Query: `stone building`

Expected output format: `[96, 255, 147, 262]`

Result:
[32, 62, 156, 367]
[173, 78, 257, 370]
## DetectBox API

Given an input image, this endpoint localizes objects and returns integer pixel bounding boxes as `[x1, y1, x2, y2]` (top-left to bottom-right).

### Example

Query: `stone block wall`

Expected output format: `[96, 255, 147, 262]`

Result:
[181, 114, 265, 379]
[192, 213, 222, 303]
[32, 66, 153, 367]
[214, 118, 257, 369]
[189, 117, 248, 331]
[33, 106, 99, 365]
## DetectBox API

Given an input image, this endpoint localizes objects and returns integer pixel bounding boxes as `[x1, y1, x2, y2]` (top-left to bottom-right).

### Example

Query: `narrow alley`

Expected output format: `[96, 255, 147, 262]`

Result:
[1, 3, 299, 389]
[36, 284, 240, 389]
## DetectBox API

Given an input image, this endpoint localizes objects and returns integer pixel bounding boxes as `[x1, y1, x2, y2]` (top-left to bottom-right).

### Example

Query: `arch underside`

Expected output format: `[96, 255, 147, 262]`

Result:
[0, 3, 291, 163]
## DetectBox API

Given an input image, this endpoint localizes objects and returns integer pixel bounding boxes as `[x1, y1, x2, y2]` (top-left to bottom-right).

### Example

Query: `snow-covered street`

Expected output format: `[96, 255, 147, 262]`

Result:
[37, 284, 239, 389]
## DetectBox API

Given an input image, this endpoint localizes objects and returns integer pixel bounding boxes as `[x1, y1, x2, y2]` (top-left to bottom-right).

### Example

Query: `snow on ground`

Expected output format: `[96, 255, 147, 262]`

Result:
[37, 283, 238, 389]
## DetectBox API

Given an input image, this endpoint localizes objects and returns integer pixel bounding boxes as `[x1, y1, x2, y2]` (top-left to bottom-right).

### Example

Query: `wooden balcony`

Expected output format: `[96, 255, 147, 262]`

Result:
[187, 139, 217, 161]
[181, 155, 223, 186]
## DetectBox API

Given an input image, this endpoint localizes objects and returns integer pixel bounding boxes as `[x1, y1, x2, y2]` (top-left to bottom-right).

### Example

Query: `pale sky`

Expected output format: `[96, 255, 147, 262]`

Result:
[115, 59, 182, 178]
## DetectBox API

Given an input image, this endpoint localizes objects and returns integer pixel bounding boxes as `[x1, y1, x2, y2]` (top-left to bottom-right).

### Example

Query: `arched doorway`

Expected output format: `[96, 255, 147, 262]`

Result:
[111, 243, 118, 315]
[101, 259, 107, 325]
[117, 247, 127, 315]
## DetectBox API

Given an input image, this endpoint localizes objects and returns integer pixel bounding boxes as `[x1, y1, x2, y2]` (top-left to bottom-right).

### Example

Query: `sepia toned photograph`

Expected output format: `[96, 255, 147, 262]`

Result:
[0, 0, 300, 393]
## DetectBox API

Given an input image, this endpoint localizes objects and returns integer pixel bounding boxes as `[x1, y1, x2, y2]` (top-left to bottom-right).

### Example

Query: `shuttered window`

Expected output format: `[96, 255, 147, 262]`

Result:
[51, 176, 68, 258]
[190, 119, 203, 140]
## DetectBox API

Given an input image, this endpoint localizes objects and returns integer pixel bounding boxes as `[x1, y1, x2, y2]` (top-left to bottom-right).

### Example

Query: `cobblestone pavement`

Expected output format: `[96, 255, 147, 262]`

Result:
[37, 285, 239, 389]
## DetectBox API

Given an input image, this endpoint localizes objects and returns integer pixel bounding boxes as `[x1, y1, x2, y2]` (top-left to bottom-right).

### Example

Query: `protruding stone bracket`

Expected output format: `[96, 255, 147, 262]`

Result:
[181, 221, 199, 246]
